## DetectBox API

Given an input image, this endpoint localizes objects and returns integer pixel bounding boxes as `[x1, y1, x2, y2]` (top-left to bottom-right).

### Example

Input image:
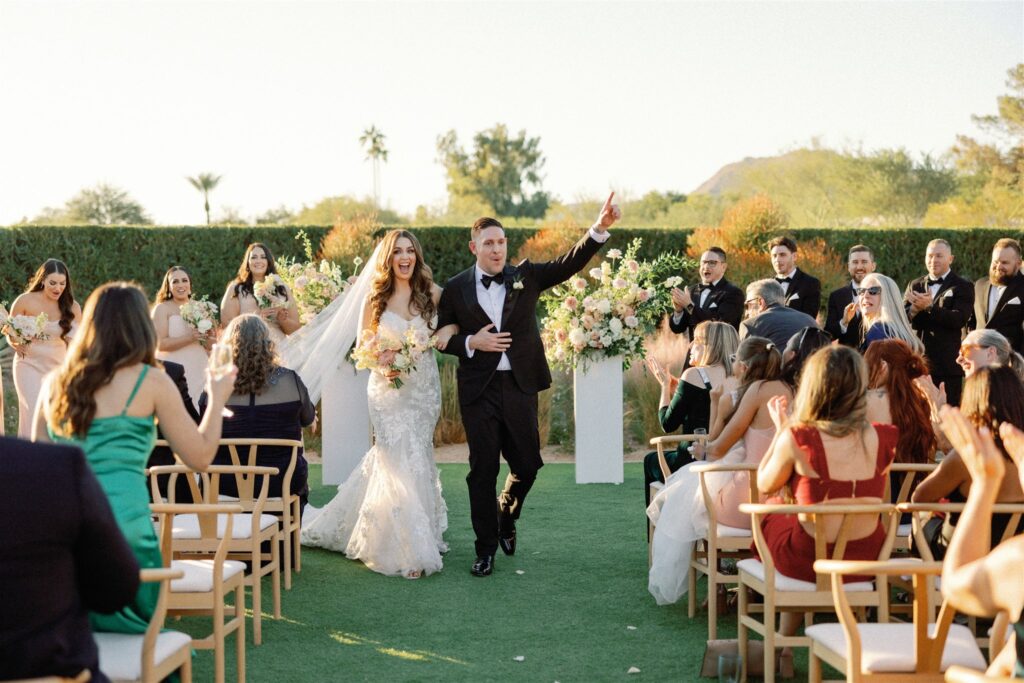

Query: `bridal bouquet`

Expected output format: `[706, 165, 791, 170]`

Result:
[277, 231, 354, 324]
[178, 298, 219, 347]
[541, 238, 684, 371]
[1, 311, 51, 347]
[253, 274, 289, 309]
[352, 326, 436, 389]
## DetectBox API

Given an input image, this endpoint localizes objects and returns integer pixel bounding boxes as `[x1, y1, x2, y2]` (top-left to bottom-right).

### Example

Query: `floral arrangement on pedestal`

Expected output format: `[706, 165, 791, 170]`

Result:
[277, 230, 357, 325]
[540, 238, 684, 371]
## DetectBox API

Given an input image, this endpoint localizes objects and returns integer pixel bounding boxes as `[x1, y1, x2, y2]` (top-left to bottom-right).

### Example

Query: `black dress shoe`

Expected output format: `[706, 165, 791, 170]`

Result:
[498, 530, 517, 556]
[471, 555, 494, 577]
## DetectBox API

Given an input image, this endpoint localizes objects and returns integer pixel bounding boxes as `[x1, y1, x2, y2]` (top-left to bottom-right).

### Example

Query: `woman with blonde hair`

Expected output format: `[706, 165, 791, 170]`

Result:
[301, 230, 458, 579]
[856, 273, 925, 353]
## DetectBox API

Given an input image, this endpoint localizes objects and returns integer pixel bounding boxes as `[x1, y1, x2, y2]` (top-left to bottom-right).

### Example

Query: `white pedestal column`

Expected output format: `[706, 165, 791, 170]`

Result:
[321, 362, 371, 486]
[573, 354, 624, 484]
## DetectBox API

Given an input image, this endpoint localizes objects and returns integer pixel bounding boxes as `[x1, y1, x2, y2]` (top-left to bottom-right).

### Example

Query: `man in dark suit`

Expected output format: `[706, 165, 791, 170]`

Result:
[971, 237, 1024, 353]
[904, 239, 974, 406]
[667, 246, 744, 339]
[437, 193, 620, 577]
[0, 437, 139, 682]
[768, 236, 821, 319]
[740, 279, 820, 349]
[825, 244, 875, 346]
[147, 359, 200, 503]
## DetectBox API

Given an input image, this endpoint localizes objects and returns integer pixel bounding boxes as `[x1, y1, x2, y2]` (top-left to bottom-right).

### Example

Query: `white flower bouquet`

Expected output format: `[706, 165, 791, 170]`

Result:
[277, 230, 355, 324]
[253, 273, 289, 309]
[351, 325, 436, 390]
[540, 238, 684, 371]
[179, 298, 219, 347]
[1, 311, 51, 347]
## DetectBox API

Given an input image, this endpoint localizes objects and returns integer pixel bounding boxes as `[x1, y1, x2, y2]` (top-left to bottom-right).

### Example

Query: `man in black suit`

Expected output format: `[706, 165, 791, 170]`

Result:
[972, 238, 1024, 353]
[904, 239, 974, 406]
[825, 244, 875, 346]
[667, 246, 744, 339]
[768, 236, 821, 319]
[147, 359, 200, 503]
[740, 279, 820, 350]
[437, 193, 620, 577]
[0, 437, 139, 682]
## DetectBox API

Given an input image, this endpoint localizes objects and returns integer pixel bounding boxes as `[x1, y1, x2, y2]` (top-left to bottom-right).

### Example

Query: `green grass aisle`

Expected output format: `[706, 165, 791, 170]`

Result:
[182, 462, 737, 682]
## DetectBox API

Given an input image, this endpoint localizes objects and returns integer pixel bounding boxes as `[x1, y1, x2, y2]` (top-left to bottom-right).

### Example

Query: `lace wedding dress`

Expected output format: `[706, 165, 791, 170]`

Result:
[300, 311, 448, 577]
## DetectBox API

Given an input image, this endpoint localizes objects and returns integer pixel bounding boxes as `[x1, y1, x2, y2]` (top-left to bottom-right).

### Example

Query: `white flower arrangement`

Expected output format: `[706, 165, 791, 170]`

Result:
[1, 310, 50, 347]
[276, 230, 357, 324]
[178, 297, 219, 347]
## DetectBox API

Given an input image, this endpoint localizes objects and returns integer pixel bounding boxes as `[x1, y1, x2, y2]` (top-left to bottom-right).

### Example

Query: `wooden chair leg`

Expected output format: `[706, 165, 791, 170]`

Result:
[213, 598, 225, 683]
[738, 585, 749, 683]
[763, 603, 776, 683]
[180, 652, 193, 683]
[235, 584, 246, 683]
[282, 520, 292, 590]
[251, 564, 263, 646]
[272, 532, 282, 619]
[708, 570, 718, 641]
[809, 647, 822, 683]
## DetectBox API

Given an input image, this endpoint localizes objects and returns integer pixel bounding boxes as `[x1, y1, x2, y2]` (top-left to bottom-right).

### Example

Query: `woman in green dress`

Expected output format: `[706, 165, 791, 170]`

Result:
[33, 282, 237, 634]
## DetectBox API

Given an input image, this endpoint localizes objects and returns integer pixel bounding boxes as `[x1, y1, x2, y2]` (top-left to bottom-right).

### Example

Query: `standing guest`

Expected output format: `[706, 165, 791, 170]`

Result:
[825, 245, 875, 346]
[855, 273, 925, 354]
[739, 279, 819, 350]
[152, 265, 211, 411]
[957, 328, 1024, 380]
[200, 314, 315, 516]
[904, 239, 974, 406]
[6, 259, 81, 437]
[768, 236, 821, 319]
[33, 282, 236, 635]
[667, 247, 744, 341]
[972, 238, 1024, 353]
[644, 321, 738, 504]
[0, 437, 140, 683]
[221, 242, 301, 346]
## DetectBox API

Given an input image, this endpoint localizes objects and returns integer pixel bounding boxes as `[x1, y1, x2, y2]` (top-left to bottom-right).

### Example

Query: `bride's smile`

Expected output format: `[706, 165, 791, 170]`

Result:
[392, 238, 417, 280]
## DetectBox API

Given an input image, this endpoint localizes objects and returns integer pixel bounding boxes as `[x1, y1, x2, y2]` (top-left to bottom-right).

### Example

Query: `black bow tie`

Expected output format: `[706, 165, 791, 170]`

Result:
[775, 276, 793, 284]
[481, 272, 505, 289]
[701, 281, 718, 292]
[927, 278, 944, 287]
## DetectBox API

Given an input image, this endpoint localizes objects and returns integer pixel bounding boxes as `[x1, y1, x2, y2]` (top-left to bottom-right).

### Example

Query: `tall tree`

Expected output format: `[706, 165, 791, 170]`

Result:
[30, 183, 152, 225]
[436, 123, 550, 219]
[359, 126, 388, 208]
[186, 172, 223, 226]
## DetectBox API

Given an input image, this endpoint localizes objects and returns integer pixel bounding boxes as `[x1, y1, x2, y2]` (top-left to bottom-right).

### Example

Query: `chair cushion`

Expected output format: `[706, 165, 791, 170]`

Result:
[805, 622, 987, 672]
[897, 523, 912, 537]
[737, 558, 874, 592]
[170, 559, 247, 592]
[96, 630, 192, 680]
[715, 524, 752, 538]
[171, 513, 278, 539]
[217, 494, 286, 502]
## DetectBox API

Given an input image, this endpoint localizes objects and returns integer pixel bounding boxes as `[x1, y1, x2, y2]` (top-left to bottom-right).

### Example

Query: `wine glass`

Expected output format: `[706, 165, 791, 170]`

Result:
[208, 343, 235, 417]
[718, 653, 741, 683]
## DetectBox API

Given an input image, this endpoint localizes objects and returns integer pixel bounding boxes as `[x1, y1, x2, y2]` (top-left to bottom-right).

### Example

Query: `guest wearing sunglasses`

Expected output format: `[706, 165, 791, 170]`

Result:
[739, 279, 820, 351]
[854, 274, 925, 354]
[957, 329, 1024, 381]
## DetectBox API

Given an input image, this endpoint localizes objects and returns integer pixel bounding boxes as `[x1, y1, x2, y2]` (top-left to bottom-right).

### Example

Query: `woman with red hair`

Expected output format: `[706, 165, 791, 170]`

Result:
[863, 339, 937, 465]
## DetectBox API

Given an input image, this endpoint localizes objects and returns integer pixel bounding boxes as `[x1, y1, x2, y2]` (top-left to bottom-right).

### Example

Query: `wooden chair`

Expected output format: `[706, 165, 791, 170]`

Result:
[886, 463, 938, 554]
[152, 502, 247, 683]
[737, 503, 900, 683]
[944, 666, 1017, 682]
[150, 464, 282, 646]
[806, 559, 988, 682]
[687, 461, 758, 640]
[217, 438, 303, 590]
[7, 672, 91, 683]
[94, 568, 192, 683]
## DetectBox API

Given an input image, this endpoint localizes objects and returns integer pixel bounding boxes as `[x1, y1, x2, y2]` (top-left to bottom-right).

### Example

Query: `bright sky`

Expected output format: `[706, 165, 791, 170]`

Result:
[0, 1, 1021, 225]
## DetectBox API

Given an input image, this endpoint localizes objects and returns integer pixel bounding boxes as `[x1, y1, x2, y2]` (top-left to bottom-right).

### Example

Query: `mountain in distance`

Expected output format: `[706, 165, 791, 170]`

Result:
[691, 148, 839, 196]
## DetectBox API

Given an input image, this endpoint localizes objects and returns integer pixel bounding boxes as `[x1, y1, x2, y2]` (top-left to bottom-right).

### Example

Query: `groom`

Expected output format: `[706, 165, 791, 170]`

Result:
[437, 193, 621, 576]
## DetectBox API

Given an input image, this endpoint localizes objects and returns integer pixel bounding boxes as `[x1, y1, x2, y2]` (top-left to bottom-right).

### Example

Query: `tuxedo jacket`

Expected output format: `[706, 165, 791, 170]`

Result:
[971, 272, 1024, 352]
[667, 278, 744, 339]
[904, 272, 974, 377]
[0, 437, 139, 682]
[779, 268, 821, 318]
[437, 234, 604, 404]
[824, 283, 859, 346]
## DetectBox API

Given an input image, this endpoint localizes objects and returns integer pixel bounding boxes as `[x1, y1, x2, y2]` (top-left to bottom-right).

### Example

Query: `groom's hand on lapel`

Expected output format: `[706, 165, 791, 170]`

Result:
[468, 323, 512, 353]
[594, 191, 622, 233]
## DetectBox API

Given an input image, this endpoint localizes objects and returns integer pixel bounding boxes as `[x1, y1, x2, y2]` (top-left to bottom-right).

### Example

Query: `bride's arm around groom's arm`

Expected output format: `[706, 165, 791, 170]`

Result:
[531, 192, 621, 291]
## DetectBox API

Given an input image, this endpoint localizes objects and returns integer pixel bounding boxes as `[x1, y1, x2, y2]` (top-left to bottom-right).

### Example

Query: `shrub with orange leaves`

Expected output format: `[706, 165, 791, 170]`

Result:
[320, 213, 381, 274]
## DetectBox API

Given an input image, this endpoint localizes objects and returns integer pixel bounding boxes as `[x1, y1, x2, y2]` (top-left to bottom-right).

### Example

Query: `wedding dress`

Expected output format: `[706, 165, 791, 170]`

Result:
[300, 310, 448, 577]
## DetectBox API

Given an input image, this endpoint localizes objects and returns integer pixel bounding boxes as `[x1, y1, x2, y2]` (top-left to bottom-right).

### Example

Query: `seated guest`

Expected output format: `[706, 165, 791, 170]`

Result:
[200, 314, 315, 515]
[957, 328, 1024, 380]
[757, 345, 897, 664]
[644, 321, 738, 505]
[740, 279, 819, 350]
[855, 273, 925, 354]
[147, 359, 201, 503]
[912, 366, 1024, 559]
[826, 245, 875, 346]
[0, 437, 140, 682]
[768, 236, 821, 318]
[863, 339, 937, 465]
[781, 326, 832, 388]
[937, 408, 1024, 678]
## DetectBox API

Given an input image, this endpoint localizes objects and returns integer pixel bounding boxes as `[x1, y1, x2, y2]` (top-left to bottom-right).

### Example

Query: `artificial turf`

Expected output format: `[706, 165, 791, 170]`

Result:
[179, 461, 781, 682]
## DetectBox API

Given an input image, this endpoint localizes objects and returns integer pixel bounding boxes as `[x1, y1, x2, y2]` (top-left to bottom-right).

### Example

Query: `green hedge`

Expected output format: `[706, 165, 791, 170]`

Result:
[1, 224, 1018, 305]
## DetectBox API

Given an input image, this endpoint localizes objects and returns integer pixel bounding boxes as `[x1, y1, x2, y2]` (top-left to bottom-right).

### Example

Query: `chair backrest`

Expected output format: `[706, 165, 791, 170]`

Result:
[898, 502, 1024, 562]
[650, 433, 708, 480]
[138, 567, 184, 681]
[150, 502, 243, 572]
[740, 503, 900, 591]
[887, 462, 938, 505]
[692, 462, 758, 533]
[146, 461, 202, 505]
[219, 438, 301, 505]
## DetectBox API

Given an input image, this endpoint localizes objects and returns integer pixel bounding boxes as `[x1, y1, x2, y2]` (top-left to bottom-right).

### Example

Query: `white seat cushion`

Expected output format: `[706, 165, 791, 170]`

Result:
[649, 481, 664, 494]
[714, 524, 752, 538]
[171, 513, 278, 540]
[805, 622, 986, 672]
[897, 523, 912, 537]
[219, 494, 286, 502]
[170, 559, 247, 592]
[96, 630, 192, 681]
[737, 558, 874, 592]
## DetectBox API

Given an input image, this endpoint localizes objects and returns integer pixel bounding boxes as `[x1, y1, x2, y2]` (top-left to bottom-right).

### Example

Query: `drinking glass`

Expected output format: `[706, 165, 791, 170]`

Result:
[692, 428, 709, 459]
[718, 653, 741, 683]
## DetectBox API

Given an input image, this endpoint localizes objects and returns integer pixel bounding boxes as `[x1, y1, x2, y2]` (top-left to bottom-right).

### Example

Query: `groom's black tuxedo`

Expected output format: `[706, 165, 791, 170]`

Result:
[438, 232, 606, 557]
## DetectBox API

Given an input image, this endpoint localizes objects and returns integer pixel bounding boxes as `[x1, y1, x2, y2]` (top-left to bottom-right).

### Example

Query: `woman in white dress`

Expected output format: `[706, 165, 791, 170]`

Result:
[299, 230, 457, 579]
[152, 266, 211, 411]
[220, 243, 301, 346]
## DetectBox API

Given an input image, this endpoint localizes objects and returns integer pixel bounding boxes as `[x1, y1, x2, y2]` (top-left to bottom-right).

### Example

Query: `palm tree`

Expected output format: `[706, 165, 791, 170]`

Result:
[186, 173, 223, 225]
[358, 126, 388, 207]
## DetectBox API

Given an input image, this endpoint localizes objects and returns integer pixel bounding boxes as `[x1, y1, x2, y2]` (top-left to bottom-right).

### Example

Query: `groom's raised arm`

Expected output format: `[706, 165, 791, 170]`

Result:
[533, 192, 621, 291]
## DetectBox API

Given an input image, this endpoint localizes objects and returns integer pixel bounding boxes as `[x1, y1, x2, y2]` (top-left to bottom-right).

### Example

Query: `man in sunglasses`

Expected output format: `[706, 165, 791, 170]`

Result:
[904, 239, 973, 406]
[971, 238, 1024, 354]
[740, 279, 820, 350]
[825, 244, 875, 346]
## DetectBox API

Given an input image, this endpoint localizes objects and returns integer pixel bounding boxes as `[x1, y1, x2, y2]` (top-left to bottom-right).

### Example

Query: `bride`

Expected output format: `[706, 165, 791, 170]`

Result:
[288, 229, 456, 579]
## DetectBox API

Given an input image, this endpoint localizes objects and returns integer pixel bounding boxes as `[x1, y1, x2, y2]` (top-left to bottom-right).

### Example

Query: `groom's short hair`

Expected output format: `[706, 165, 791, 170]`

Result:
[472, 217, 504, 238]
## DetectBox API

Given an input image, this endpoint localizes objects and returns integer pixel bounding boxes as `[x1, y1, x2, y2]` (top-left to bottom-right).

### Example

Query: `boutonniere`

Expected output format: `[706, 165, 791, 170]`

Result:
[511, 273, 524, 290]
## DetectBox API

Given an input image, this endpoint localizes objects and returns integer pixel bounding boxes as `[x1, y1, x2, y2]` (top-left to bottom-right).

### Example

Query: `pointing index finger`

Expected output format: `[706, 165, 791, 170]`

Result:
[602, 191, 615, 212]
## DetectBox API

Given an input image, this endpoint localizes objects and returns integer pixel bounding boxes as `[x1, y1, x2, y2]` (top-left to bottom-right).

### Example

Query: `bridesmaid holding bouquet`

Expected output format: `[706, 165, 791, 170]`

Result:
[152, 265, 213, 411]
[220, 242, 300, 346]
[5, 259, 80, 437]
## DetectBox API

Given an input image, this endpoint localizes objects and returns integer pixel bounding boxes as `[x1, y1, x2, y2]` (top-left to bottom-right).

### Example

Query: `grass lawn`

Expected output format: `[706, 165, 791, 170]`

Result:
[177, 461, 800, 682]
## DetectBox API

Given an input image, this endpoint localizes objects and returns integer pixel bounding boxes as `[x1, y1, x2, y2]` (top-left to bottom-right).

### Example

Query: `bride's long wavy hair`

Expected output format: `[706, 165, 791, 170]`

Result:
[368, 230, 436, 330]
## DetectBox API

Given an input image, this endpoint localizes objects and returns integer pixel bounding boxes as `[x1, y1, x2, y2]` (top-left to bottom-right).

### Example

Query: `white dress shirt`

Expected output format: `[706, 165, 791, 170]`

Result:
[928, 269, 951, 299]
[775, 268, 796, 294]
[989, 284, 1007, 321]
[672, 277, 722, 326]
